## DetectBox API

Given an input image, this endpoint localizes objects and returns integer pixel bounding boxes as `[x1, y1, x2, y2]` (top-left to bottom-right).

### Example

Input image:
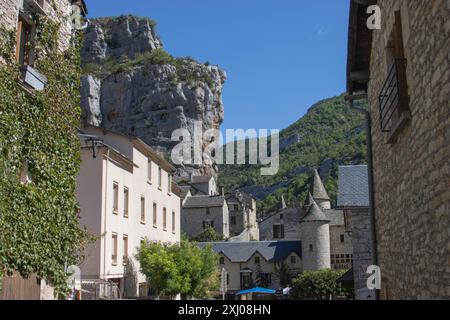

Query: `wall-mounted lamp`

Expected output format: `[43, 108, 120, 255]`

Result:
[78, 133, 103, 159]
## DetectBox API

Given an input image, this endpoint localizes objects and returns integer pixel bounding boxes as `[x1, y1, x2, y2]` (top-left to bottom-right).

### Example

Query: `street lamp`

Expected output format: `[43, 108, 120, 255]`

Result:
[78, 132, 103, 159]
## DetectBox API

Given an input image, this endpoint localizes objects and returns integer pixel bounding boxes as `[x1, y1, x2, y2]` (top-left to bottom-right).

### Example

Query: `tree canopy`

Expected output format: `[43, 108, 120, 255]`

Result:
[136, 237, 219, 299]
[290, 269, 351, 300]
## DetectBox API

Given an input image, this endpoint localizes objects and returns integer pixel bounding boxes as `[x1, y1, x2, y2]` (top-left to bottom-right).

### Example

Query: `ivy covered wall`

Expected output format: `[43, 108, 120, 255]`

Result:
[0, 15, 90, 297]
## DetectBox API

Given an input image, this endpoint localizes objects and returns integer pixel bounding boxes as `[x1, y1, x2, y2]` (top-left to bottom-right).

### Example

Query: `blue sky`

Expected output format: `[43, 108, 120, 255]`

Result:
[85, 0, 350, 132]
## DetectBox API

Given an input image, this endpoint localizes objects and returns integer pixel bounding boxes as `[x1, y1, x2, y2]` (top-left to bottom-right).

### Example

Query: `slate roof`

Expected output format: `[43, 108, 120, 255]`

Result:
[337, 165, 369, 208]
[198, 241, 302, 262]
[311, 169, 330, 200]
[183, 195, 225, 208]
[191, 175, 214, 184]
[324, 209, 345, 226]
[300, 201, 330, 223]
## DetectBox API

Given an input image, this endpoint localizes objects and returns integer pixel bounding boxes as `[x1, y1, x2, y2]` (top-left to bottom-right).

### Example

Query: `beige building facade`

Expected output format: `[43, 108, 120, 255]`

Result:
[77, 125, 181, 298]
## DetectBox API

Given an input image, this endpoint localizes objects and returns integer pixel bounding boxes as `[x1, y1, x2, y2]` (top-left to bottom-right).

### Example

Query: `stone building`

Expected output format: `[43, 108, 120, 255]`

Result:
[259, 170, 353, 271]
[199, 241, 302, 298]
[0, 0, 87, 86]
[178, 175, 230, 239]
[0, 0, 87, 300]
[347, 0, 450, 299]
[77, 125, 181, 298]
[226, 190, 259, 241]
[337, 165, 375, 300]
[181, 195, 230, 239]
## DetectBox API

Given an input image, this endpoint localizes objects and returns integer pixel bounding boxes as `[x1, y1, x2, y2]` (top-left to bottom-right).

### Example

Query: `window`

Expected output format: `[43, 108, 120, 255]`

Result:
[158, 167, 162, 188]
[172, 211, 176, 233]
[379, 10, 410, 143]
[16, 15, 34, 66]
[123, 235, 128, 265]
[163, 207, 167, 230]
[219, 257, 225, 265]
[111, 233, 118, 265]
[230, 216, 236, 225]
[123, 187, 129, 218]
[203, 220, 214, 229]
[168, 174, 172, 193]
[112, 182, 119, 214]
[226, 274, 230, 285]
[140, 196, 145, 224]
[153, 203, 157, 227]
[206, 208, 211, 215]
[254, 256, 260, 264]
[147, 160, 152, 182]
[290, 255, 297, 264]
[280, 214, 284, 220]
[309, 244, 313, 252]
[273, 224, 285, 239]
[233, 204, 239, 211]
[340, 234, 345, 243]
[260, 273, 272, 285]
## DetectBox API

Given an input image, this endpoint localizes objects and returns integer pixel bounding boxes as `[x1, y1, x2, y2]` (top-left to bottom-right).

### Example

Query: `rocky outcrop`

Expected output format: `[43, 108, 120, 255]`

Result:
[80, 16, 226, 180]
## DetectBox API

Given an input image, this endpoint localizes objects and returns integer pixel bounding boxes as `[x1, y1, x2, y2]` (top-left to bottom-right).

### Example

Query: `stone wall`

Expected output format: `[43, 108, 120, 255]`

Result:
[367, 0, 450, 299]
[181, 204, 229, 238]
[346, 208, 375, 300]
[0, 0, 75, 52]
[329, 225, 353, 270]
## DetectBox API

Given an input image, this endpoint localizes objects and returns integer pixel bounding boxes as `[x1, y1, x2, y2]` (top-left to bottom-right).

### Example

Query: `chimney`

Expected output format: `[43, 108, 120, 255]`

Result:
[220, 186, 225, 196]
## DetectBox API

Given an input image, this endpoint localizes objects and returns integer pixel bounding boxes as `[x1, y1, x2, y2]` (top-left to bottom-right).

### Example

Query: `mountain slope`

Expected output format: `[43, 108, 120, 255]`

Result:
[218, 94, 368, 215]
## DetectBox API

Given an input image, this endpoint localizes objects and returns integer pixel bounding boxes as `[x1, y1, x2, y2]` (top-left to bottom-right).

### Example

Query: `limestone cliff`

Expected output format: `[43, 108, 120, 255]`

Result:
[80, 15, 226, 180]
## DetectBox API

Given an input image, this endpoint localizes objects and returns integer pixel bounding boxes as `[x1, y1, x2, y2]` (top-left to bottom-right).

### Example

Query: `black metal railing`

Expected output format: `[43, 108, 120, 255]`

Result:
[378, 59, 407, 132]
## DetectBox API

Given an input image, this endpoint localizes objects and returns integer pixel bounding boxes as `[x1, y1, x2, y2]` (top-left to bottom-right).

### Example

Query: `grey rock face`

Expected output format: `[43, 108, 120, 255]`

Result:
[81, 15, 163, 64]
[81, 75, 102, 126]
[80, 16, 226, 179]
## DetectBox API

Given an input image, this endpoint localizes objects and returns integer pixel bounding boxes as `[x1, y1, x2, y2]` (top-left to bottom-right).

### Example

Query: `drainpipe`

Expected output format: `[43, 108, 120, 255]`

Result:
[102, 149, 110, 280]
[350, 103, 379, 300]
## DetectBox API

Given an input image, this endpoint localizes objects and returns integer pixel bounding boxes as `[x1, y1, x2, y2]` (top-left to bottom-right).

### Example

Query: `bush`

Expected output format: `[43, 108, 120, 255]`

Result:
[290, 269, 350, 300]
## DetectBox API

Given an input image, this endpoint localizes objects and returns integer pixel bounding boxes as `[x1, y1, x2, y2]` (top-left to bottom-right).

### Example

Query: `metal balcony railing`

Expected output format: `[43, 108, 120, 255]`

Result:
[378, 59, 408, 132]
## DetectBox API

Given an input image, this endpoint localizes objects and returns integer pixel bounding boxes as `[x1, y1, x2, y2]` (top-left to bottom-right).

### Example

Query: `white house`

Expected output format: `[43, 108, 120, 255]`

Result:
[76, 125, 181, 298]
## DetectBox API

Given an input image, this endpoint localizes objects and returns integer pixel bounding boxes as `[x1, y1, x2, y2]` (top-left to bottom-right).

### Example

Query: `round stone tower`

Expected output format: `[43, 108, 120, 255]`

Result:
[299, 199, 331, 271]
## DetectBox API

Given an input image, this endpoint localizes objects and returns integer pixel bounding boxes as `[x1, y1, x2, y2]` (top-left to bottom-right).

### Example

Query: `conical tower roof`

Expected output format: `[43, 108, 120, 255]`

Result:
[300, 199, 330, 223]
[302, 192, 315, 208]
[311, 169, 330, 200]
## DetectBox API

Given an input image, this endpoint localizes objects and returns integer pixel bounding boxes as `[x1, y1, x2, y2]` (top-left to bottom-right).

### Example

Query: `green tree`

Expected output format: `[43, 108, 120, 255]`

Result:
[290, 269, 349, 300]
[171, 237, 219, 299]
[136, 241, 182, 299]
[274, 262, 294, 288]
[190, 227, 224, 242]
[136, 238, 220, 299]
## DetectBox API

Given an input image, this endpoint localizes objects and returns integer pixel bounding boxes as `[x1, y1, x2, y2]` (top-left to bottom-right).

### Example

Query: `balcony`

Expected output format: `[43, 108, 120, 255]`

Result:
[378, 58, 411, 143]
